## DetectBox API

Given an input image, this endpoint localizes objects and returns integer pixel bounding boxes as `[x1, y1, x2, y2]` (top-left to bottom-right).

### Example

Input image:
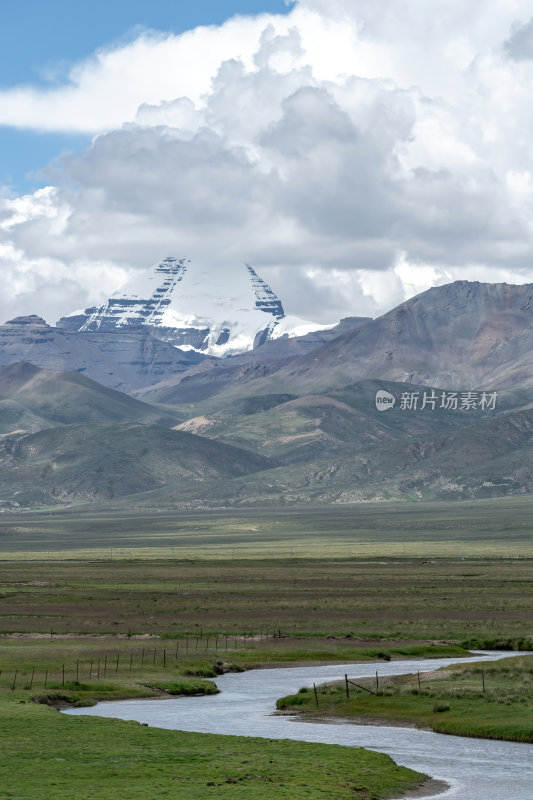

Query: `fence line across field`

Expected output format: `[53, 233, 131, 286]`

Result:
[0, 628, 283, 691]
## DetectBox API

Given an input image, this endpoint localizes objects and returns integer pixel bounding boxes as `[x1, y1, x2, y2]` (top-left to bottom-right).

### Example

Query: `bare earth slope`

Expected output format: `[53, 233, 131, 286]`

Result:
[154, 281, 533, 407]
[273, 281, 533, 393]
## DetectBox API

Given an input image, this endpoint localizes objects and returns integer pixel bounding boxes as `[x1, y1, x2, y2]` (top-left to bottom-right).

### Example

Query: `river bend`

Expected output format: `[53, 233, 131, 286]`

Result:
[65, 652, 533, 799]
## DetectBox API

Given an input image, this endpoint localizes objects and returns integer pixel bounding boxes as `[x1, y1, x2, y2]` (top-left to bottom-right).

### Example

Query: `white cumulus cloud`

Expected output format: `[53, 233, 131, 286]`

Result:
[3, 0, 533, 325]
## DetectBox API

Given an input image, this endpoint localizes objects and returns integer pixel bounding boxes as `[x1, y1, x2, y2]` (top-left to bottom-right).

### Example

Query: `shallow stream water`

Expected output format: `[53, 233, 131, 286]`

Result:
[64, 651, 533, 799]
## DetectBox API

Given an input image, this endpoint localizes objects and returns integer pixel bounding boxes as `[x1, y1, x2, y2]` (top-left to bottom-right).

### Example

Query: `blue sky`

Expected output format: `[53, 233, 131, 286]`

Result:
[0, 0, 292, 193]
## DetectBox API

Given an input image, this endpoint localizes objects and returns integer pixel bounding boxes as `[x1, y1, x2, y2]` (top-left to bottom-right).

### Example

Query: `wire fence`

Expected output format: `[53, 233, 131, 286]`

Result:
[0, 629, 283, 692]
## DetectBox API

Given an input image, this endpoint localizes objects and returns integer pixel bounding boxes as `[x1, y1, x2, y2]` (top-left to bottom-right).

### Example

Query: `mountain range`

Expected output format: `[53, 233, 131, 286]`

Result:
[143, 280, 533, 406]
[1, 268, 532, 510]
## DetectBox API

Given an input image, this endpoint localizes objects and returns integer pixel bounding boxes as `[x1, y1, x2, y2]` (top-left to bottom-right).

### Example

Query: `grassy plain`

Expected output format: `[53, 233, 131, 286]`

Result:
[1, 557, 477, 704]
[277, 654, 533, 743]
[0, 555, 456, 800]
[1, 557, 533, 643]
[1, 497, 533, 560]
[1, 501, 532, 797]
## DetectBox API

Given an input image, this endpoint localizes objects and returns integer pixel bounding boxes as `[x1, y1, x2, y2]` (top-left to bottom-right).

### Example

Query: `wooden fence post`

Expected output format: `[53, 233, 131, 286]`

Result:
[345, 674, 349, 699]
[313, 683, 319, 708]
[376, 671, 379, 692]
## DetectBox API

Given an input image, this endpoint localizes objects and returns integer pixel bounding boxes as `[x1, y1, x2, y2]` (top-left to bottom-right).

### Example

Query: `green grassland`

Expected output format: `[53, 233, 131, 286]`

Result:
[0, 646, 434, 800]
[0, 553, 461, 800]
[1, 497, 533, 560]
[1, 509, 533, 798]
[276, 654, 533, 743]
[0, 689, 428, 800]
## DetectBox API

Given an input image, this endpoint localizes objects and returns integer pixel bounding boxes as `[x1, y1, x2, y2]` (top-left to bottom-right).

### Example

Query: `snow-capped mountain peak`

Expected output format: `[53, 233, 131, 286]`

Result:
[58, 258, 289, 355]
[80, 257, 189, 332]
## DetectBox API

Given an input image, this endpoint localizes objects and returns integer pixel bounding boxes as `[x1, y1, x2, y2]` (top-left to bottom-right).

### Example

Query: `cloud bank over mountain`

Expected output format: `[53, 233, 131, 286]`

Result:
[2, 0, 533, 325]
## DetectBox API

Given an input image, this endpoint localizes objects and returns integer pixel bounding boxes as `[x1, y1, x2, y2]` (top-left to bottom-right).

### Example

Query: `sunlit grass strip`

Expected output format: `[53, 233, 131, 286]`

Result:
[2, 539, 533, 561]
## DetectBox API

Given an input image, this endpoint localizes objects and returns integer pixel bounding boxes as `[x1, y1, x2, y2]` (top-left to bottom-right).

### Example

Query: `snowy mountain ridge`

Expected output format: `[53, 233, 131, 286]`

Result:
[79, 256, 189, 331]
[57, 257, 327, 355]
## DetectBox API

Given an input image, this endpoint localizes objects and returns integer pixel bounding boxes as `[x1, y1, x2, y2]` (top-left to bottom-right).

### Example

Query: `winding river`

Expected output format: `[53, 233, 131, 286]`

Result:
[65, 652, 533, 799]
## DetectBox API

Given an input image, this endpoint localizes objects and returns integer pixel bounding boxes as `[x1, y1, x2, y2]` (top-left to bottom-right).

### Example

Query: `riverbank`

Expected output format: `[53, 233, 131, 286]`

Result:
[403, 779, 449, 798]
[0, 631, 469, 706]
[1, 636, 462, 799]
[0, 626, 471, 800]
[276, 654, 533, 743]
[0, 686, 430, 800]
[65, 651, 533, 800]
